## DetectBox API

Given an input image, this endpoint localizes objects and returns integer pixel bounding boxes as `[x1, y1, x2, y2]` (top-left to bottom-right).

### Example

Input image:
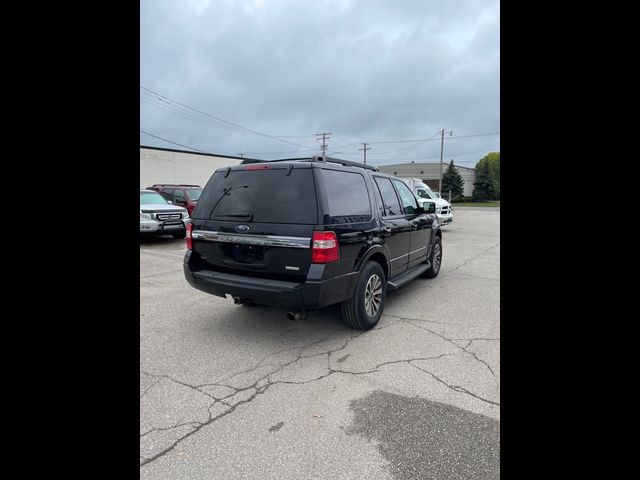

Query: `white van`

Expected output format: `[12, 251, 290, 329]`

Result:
[401, 178, 453, 225]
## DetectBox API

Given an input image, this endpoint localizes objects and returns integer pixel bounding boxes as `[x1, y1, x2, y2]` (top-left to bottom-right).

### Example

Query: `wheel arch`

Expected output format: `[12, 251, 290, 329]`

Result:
[355, 245, 389, 280]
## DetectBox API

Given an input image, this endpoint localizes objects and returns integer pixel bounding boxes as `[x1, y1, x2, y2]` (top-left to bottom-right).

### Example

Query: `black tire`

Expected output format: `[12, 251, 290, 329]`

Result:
[341, 261, 386, 330]
[172, 232, 186, 239]
[423, 235, 442, 279]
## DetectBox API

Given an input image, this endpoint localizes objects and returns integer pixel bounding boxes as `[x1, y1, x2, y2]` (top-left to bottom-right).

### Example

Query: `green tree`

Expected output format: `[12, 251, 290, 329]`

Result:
[473, 160, 495, 201]
[441, 160, 465, 202]
[475, 152, 500, 200]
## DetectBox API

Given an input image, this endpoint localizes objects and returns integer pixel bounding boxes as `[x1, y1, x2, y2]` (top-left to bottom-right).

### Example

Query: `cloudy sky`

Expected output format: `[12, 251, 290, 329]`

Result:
[140, 0, 499, 167]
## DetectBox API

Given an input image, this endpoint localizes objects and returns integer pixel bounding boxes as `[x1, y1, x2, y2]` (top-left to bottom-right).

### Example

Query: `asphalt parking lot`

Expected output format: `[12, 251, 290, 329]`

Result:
[140, 207, 500, 479]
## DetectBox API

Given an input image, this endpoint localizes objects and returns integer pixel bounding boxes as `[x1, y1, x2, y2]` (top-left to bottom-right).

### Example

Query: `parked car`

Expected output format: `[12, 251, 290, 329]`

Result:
[183, 156, 442, 330]
[400, 178, 453, 225]
[140, 189, 191, 239]
[146, 184, 203, 216]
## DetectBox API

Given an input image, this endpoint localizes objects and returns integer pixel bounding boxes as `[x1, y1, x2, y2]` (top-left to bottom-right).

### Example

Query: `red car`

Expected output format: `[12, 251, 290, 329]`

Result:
[146, 184, 203, 216]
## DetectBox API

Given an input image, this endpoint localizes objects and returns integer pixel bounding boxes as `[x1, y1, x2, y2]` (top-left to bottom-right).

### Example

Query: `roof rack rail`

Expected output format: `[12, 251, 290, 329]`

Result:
[310, 155, 379, 171]
[239, 157, 309, 165]
[240, 156, 379, 171]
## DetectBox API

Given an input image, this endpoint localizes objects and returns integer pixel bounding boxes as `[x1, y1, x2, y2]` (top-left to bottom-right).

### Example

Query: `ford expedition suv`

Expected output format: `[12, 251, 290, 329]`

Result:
[183, 156, 442, 330]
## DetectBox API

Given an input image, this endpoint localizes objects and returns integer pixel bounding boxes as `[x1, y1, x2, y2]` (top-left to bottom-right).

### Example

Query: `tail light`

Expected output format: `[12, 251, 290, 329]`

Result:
[186, 223, 193, 250]
[311, 231, 339, 263]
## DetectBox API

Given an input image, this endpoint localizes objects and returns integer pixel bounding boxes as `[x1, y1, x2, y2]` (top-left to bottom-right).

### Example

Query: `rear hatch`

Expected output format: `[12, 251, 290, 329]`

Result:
[190, 163, 317, 282]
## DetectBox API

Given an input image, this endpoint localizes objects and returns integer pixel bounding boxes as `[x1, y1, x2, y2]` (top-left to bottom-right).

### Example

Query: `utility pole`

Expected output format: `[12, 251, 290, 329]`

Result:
[359, 143, 371, 164]
[439, 129, 452, 195]
[316, 132, 331, 156]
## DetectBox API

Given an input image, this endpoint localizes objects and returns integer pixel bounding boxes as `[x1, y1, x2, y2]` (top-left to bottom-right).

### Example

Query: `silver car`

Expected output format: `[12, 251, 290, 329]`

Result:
[140, 189, 191, 239]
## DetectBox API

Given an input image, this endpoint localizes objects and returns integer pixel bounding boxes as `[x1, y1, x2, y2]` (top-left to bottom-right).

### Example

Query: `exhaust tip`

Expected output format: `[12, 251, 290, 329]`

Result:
[287, 310, 308, 321]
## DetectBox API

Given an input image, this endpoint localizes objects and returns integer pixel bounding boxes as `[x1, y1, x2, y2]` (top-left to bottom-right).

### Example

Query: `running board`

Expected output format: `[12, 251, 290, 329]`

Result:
[386, 262, 431, 291]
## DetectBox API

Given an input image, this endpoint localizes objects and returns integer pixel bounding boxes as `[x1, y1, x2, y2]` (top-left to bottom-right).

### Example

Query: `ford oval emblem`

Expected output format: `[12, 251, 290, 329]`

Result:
[236, 224, 250, 233]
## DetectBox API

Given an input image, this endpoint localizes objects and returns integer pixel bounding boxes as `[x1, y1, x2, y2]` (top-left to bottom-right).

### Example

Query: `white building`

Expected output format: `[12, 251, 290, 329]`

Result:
[140, 146, 244, 188]
[378, 162, 476, 197]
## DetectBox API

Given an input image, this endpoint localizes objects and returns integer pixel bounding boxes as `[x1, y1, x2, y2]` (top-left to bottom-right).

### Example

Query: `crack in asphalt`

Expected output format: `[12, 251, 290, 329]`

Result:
[408, 362, 500, 406]
[140, 329, 364, 468]
[381, 315, 501, 396]
[197, 327, 351, 390]
[384, 313, 463, 326]
[447, 271, 500, 281]
[140, 374, 163, 399]
[140, 421, 202, 438]
[405, 319, 500, 394]
[140, 371, 221, 402]
[140, 317, 500, 468]
[447, 241, 500, 273]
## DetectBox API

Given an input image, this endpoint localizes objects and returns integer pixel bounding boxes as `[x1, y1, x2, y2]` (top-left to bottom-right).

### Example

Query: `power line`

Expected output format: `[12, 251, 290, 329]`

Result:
[142, 90, 499, 153]
[439, 129, 453, 194]
[367, 131, 500, 145]
[241, 148, 321, 155]
[370, 146, 500, 165]
[140, 93, 236, 131]
[140, 130, 204, 152]
[324, 131, 499, 156]
[140, 86, 316, 149]
[316, 132, 332, 155]
[358, 129, 443, 156]
[359, 143, 371, 164]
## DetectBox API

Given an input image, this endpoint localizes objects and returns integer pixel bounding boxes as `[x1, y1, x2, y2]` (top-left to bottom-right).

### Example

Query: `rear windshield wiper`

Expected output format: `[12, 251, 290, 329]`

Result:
[208, 185, 248, 218]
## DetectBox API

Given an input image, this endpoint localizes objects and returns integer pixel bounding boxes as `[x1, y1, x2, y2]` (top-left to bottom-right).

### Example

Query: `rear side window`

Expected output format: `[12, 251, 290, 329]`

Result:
[185, 189, 202, 201]
[174, 190, 186, 202]
[416, 188, 433, 199]
[392, 179, 418, 215]
[374, 177, 402, 216]
[160, 188, 174, 200]
[194, 167, 318, 224]
[317, 169, 372, 224]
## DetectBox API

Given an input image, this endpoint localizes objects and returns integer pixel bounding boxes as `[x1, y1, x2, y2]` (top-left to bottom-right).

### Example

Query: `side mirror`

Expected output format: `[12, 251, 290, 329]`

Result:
[419, 201, 436, 213]
[168, 201, 173, 204]
[416, 198, 436, 213]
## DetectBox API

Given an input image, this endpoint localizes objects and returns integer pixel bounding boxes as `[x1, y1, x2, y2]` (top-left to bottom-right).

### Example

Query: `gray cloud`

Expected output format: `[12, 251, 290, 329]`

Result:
[140, 0, 499, 166]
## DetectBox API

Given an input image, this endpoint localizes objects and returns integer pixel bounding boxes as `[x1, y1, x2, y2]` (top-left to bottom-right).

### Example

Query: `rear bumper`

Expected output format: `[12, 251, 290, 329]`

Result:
[183, 251, 359, 309]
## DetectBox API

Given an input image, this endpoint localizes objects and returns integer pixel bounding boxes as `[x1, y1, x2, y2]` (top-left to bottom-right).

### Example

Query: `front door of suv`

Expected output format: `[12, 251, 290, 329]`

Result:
[392, 179, 433, 270]
[372, 176, 412, 279]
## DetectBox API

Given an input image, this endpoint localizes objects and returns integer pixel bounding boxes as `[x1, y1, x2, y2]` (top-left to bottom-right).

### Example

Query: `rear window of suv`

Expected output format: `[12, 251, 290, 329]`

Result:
[316, 169, 372, 224]
[194, 167, 318, 224]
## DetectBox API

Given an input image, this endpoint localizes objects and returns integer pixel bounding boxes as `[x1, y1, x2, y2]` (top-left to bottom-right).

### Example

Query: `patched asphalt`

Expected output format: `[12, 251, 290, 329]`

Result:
[346, 390, 500, 480]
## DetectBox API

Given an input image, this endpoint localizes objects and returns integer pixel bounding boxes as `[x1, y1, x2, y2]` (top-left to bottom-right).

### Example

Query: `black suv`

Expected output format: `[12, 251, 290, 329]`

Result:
[183, 156, 442, 330]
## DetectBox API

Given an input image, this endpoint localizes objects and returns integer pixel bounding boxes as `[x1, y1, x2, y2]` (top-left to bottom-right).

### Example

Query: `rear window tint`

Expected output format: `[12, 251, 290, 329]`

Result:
[193, 167, 318, 224]
[317, 169, 372, 224]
